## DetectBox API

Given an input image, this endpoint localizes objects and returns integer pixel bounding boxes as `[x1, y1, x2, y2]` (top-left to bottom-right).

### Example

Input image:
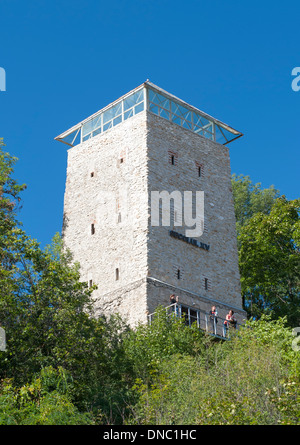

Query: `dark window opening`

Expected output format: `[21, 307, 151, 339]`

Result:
[171, 155, 175, 165]
[89, 279, 93, 288]
[116, 268, 119, 281]
[190, 309, 197, 325]
[177, 269, 181, 280]
[198, 166, 202, 177]
[120, 157, 124, 164]
[181, 306, 189, 325]
[91, 224, 95, 235]
[90, 172, 94, 177]
[204, 278, 208, 290]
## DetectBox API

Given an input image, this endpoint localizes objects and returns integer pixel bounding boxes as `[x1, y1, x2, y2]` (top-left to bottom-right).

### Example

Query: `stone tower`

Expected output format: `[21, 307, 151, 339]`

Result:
[55, 81, 246, 330]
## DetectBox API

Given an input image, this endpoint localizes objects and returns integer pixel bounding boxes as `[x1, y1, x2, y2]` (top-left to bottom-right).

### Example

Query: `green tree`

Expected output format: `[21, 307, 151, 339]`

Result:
[128, 317, 300, 425]
[0, 366, 94, 425]
[123, 306, 205, 382]
[232, 174, 300, 323]
[0, 138, 26, 221]
[0, 141, 131, 418]
[231, 174, 280, 239]
[238, 197, 300, 324]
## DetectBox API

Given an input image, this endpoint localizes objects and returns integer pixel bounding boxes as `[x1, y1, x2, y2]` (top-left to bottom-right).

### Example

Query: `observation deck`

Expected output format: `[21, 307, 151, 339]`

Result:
[148, 302, 243, 340]
[55, 81, 243, 147]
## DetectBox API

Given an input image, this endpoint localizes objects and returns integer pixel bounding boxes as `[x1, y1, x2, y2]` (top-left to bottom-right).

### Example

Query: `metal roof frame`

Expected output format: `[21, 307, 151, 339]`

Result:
[55, 81, 243, 146]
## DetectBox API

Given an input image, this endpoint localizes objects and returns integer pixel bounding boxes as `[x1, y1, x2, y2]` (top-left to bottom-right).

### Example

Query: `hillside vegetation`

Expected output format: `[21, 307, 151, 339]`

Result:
[0, 139, 299, 425]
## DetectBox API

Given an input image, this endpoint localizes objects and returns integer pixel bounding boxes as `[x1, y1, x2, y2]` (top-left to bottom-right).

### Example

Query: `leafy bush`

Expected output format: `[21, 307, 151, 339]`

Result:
[0, 367, 94, 425]
[127, 317, 300, 425]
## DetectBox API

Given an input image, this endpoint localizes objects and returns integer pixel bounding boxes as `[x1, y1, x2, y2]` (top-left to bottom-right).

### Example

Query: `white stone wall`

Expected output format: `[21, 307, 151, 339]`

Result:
[62, 108, 245, 327]
[146, 112, 243, 314]
[63, 111, 149, 326]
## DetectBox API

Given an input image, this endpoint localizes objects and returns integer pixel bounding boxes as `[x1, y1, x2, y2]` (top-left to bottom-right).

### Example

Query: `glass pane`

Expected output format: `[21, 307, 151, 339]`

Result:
[204, 130, 213, 140]
[177, 104, 189, 118]
[93, 127, 102, 137]
[215, 125, 226, 143]
[103, 121, 113, 131]
[216, 124, 236, 143]
[62, 128, 81, 146]
[73, 129, 81, 145]
[182, 120, 192, 130]
[171, 114, 181, 126]
[103, 102, 122, 124]
[82, 119, 93, 137]
[200, 116, 210, 127]
[171, 101, 180, 115]
[123, 89, 144, 111]
[183, 110, 192, 122]
[93, 115, 101, 130]
[124, 109, 133, 120]
[148, 89, 156, 103]
[194, 125, 204, 135]
[159, 108, 170, 119]
[204, 122, 213, 132]
[134, 101, 144, 114]
[149, 103, 159, 115]
[171, 102, 190, 121]
[156, 92, 165, 104]
[157, 94, 169, 109]
[195, 128, 204, 136]
[193, 112, 203, 127]
[83, 133, 92, 142]
[113, 115, 122, 126]
[150, 91, 161, 105]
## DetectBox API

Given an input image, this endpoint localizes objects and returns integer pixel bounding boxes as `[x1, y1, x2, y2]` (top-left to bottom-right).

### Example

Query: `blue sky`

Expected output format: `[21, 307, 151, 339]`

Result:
[0, 0, 299, 248]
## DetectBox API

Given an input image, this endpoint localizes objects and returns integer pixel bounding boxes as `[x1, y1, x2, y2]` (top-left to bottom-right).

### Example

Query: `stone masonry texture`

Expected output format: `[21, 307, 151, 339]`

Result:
[62, 108, 246, 328]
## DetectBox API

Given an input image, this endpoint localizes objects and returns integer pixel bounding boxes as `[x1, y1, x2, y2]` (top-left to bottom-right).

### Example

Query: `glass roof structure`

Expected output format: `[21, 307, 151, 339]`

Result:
[55, 81, 242, 147]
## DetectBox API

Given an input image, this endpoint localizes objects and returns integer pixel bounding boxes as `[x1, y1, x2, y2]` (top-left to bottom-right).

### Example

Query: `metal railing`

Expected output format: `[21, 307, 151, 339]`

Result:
[147, 303, 241, 339]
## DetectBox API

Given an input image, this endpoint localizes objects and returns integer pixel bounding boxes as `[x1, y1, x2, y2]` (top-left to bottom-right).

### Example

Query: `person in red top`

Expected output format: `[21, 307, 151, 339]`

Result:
[223, 310, 237, 337]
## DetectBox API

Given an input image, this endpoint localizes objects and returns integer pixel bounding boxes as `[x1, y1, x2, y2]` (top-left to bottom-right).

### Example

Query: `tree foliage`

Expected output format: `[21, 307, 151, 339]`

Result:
[0, 142, 299, 425]
[238, 197, 300, 323]
[0, 140, 132, 420]
[127, 316, 300, 425]
[123, 306, 205, 380]
[0, 366, 94, 425]
[231, 173, 280, 238]
[232, 175, 300, 324]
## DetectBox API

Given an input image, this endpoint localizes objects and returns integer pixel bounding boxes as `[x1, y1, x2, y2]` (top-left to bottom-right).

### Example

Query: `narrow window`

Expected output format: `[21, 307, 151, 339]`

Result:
[90, 172, 94, 177]
[177, 269, 181, 280]
[91, 223, 95, 235]
[195, 162, 204, 178]
[120, 157, 124, 164]
[204, 278, 208, 290]
[89, 279, 93, 288]
[168, 150, 177, 165]
[116, 268, 119, 281]
[118, 212, 122, 223]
